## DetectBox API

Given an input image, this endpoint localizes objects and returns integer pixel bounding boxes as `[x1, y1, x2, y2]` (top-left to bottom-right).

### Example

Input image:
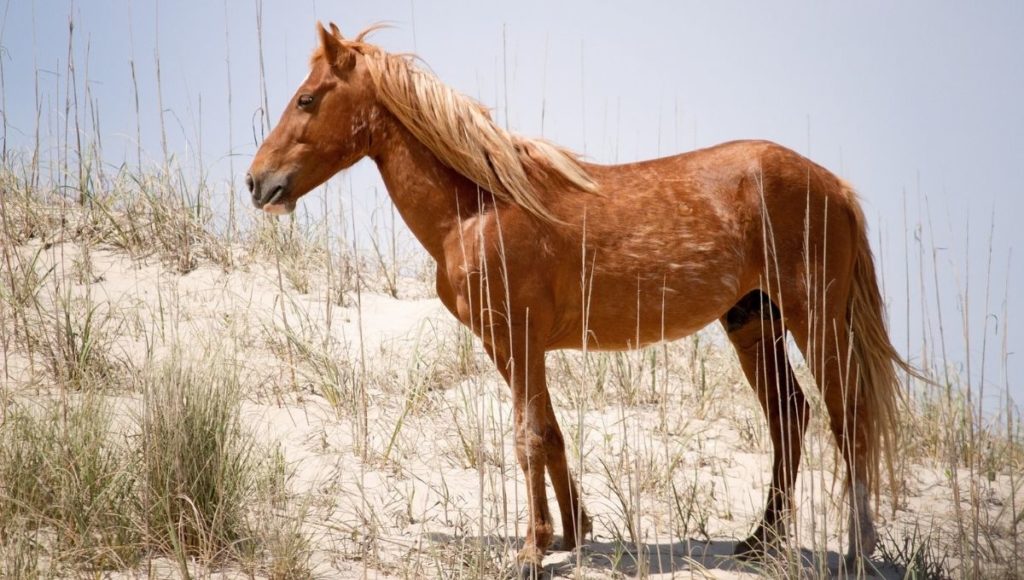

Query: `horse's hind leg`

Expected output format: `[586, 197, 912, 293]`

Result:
[789, 308, 879, 561]
[721, 290, 810, 558]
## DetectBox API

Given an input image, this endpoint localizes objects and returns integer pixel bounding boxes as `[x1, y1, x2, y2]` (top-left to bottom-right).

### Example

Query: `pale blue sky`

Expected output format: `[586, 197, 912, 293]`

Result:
[2, 1, 1021, 410]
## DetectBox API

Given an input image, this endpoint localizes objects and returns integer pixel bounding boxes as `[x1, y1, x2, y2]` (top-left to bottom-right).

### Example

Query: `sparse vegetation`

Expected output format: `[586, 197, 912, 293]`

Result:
[139, 357, 260, 563]
[2, 155, 1021, 580]
[0, 10, 1020, 580]
[0, 394, 138, 571]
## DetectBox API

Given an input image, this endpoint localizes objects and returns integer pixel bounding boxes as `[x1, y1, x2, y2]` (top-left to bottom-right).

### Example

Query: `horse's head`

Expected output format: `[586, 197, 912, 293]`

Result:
[247, 23, 378, 214]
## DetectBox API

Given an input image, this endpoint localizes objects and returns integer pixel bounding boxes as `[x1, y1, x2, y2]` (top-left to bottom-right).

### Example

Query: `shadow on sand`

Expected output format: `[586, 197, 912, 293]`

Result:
[427, 533, 907, 578]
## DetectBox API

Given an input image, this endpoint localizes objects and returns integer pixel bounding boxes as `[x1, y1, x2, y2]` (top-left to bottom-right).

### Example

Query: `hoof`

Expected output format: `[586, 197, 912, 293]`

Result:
[557, 537, 581, 551]
[733, 540, 765, 561]
[519, 562, 548, 579]
[844, 538, 878, 566]
[559, 514, 592, 551]
[733, 533, 775, 561]
[844, 552, 882, 578]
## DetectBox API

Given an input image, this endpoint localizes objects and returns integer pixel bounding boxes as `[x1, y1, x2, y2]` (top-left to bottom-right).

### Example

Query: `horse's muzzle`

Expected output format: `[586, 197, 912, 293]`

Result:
[246, 171, 291, 210]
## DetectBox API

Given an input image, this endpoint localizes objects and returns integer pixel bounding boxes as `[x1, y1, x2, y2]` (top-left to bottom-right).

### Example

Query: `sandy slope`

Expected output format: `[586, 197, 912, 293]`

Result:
[2, 240, 1017, 579]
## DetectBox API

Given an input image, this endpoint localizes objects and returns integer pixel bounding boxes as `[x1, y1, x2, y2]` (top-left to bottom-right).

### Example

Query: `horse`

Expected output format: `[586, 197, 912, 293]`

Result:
[248, 22, 913, 576]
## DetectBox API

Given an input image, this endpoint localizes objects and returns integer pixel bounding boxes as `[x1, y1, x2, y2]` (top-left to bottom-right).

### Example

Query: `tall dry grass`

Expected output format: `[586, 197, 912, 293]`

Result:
[0, 10, 1020, 580]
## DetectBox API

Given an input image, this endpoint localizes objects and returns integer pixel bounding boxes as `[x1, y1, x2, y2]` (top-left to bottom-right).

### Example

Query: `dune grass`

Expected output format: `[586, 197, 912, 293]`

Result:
[2, 140, 1022, 579]
[0, 11, 1021, 579]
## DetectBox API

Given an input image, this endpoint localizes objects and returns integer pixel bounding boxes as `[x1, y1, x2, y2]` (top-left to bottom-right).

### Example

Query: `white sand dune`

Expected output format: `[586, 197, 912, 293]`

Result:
[2, 238, 1018, 579]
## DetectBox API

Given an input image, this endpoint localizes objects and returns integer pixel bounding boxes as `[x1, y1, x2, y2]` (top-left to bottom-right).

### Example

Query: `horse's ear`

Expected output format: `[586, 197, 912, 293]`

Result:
[317, 22, 338, 59]
[316, 22, 354, 72]
[329, 22, 344, 40]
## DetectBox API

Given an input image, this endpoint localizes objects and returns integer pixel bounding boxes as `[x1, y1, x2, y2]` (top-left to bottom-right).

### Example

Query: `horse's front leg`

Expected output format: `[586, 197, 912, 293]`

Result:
[546, 425, 591, 551]
[485, 324, 559, 578]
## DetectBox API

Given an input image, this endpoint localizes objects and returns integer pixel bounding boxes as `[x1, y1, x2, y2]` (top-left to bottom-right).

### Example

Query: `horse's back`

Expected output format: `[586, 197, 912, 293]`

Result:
[539, 139, 856, 350]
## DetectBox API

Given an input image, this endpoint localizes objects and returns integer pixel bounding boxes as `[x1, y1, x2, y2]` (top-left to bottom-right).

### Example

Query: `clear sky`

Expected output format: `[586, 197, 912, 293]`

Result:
[2, 1, 1021, 411]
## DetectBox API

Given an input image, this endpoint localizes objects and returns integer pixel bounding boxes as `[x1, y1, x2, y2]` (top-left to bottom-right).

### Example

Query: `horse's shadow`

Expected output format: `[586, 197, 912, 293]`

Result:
[426, 533, 906, 578]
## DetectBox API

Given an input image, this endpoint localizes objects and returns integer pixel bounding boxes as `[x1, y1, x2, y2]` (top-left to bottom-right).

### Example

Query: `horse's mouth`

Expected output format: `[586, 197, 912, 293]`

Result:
[262, 198, 297, 215]
[264, 186, 287, 207]
[247, 169, 295, 213]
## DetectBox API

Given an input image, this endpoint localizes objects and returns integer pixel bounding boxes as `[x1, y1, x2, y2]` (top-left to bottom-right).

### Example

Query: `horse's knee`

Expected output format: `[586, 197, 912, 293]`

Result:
[515, 428, 550, 465]
[515, 431, 544, 467]
[515, 423, 565, 468]
[543, 423, 566, 454]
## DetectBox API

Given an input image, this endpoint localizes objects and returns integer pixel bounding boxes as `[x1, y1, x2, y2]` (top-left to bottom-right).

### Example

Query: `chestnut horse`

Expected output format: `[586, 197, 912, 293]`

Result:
[249, 23, 912, 574]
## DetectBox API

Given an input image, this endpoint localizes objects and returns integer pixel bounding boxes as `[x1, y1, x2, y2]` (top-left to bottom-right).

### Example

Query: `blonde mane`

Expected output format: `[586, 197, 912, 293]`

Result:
[341, 31, 597, 222]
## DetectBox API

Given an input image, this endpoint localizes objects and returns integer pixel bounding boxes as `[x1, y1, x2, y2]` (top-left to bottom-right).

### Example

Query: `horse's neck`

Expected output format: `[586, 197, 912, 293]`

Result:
[370, 115, 486, 261]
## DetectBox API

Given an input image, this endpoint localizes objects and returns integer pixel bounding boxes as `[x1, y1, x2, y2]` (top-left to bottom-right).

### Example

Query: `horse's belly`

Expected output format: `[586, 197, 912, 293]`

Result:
[547, 275, 741, 351]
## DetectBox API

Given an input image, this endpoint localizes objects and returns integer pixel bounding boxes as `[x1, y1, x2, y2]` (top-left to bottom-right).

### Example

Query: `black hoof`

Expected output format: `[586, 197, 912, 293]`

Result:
[733, 536, 770, 561]
[557, 537, 583, 551]
[844, 551, 879, 570]
[519, 562, 548, 579]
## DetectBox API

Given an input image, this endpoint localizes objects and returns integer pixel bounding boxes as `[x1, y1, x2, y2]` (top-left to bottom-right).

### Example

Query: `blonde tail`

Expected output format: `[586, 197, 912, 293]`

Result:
[845, 193, 916, 503]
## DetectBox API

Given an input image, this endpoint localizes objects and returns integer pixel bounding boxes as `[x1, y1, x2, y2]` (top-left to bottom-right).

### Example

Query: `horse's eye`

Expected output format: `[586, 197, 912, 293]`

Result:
[297, 94, 315, 108]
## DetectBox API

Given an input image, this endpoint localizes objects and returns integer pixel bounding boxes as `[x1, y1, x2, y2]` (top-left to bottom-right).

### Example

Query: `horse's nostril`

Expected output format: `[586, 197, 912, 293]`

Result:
[245, 173, 255, 193]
